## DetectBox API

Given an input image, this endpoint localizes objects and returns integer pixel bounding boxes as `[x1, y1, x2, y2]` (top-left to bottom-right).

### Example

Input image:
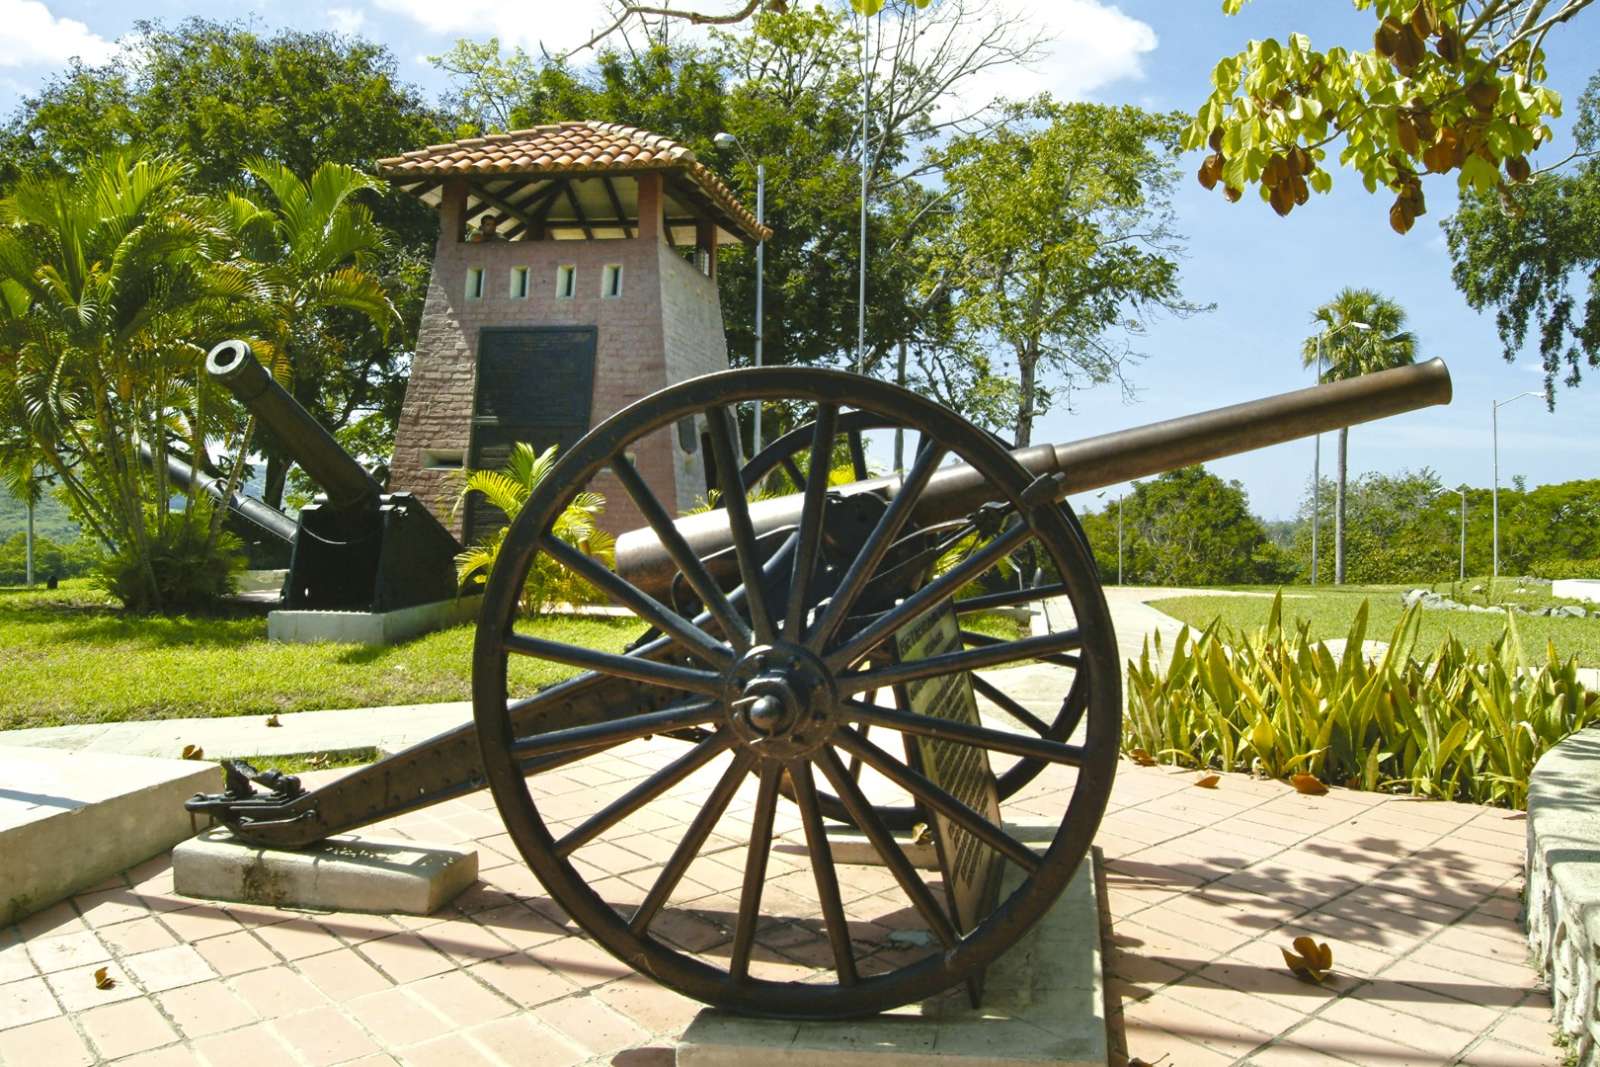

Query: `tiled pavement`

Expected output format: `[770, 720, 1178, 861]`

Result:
[0, 743, 1559, 1067]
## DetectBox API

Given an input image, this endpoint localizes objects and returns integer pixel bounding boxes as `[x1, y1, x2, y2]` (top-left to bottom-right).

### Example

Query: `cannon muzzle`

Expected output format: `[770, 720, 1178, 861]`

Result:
[206, 340, 383, 511]
[614, 359, 1452, 593]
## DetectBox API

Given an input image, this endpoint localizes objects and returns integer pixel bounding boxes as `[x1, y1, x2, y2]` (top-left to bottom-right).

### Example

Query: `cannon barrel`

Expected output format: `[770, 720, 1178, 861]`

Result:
[615, 358, 1453, 593]
[205, 340, 383, 511]
[136, 442, 298, 544]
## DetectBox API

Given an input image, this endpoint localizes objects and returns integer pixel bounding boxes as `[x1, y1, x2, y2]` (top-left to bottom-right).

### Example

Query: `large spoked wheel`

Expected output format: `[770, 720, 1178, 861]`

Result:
[742, 411, 1095, 828]
[473, 367, 1120, 1018]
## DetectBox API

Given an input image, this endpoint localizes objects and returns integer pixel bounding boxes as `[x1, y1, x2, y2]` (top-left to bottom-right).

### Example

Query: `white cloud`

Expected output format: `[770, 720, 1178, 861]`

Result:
[0, 0, 117, 69]
[372, 0, 620, 54]
[328, 6, 368, 35]
[973, 0, 1157, 103]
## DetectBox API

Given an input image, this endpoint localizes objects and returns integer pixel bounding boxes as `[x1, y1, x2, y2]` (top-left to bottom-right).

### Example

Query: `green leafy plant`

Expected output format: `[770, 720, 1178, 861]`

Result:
[1126, 591, 1597, 807]
[454, 443, 615, 615]
[96, 514, 244, 615]
[1534, 559, 1600, 581]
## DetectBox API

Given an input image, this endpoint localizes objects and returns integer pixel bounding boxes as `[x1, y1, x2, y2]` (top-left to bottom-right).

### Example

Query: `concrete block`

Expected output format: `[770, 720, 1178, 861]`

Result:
[267, 595, 481, 645]
[823, 824, 1061, 873]
[1553, 579, 1600, 605]
[0, 746, 217, 925]
[677, 854, 1106, 1066]
[173, 828, 477, 915]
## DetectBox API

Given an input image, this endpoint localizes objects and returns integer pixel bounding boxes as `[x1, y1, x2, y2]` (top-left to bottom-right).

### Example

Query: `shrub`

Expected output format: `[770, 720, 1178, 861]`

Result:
[96, 520, 244, 613]
[1125, 592, 1597, 808]
[1533, 558, 1600, 581]
[0, 532, 99, 585]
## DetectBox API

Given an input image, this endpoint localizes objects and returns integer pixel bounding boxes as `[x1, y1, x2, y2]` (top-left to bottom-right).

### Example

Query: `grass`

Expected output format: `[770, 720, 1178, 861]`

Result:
[0, 581, 639, 730]
[1152, 582, 1600, 666]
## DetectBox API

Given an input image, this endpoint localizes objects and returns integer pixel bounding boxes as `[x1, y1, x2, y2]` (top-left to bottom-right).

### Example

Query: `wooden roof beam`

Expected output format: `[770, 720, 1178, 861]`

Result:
[563, 181, 595, 240]
[467, 182, 540, 227]
[600, 176, 633, 239]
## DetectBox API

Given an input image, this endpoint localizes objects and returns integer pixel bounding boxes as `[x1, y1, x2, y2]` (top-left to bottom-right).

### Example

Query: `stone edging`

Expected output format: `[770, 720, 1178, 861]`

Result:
[1525, 724, 1600, 1066]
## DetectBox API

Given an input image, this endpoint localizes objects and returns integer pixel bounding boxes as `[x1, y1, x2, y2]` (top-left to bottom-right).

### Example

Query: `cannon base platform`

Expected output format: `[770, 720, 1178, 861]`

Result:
[677, 851, 1106, 1066]
[267, 595, 482, 645]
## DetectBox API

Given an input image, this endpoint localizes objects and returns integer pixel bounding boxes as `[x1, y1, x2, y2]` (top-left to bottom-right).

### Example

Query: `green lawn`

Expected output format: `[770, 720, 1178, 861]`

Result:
[0, 582, 639, 730]
[1151, 584, 1600, 666]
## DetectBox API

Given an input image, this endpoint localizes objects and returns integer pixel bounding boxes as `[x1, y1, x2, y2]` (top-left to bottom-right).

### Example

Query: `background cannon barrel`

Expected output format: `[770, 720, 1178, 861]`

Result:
[205, 340, 384, 511]
[614, 359, 1453, 594]
[137, 442, 298, 544]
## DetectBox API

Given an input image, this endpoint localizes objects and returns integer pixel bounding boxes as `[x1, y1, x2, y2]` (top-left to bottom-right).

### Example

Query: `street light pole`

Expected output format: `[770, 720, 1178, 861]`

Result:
[714, 132, 766, 460]
[1117, 493, 1124, 586]
[1433, 485, 1468, 582]
[1308, 319, 1369, 584]
[1492, 391, 1540, 580]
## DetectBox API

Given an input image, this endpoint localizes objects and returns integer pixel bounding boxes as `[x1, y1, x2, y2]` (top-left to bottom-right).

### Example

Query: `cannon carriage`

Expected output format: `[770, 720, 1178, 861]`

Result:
[189, 356, 1452, 1019]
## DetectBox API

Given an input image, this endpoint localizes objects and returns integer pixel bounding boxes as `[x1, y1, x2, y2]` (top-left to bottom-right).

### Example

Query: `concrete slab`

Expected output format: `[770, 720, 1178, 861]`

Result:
[267, 594, 481, 645]
[677, 856, 1105, 1066]
[821, 824, 1061, 872]
[0, 746, 216, 924]
[173, 828, 478, 915]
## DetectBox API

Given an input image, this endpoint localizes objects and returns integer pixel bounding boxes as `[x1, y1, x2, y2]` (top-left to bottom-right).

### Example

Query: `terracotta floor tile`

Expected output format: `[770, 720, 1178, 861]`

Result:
[467, 953, 581, 1008]
[0, 1015, 93, 1067]
[592, 974, 703, 1036]
[1161, 973, 1309, 1032]
[1194, 957, 1346, 1012]
[395, 1033, 499, 1067]
[253, 917, 343, 961]
[1486, 1004, 1562, 1053]
[157, 978, 259, 1038]
[1316, 995, 1477, 1056]
[345, 987, 452, 1047]
[193, 930, 277, 977]
[123, 944, 217, 992]
[227, 964, 330, 1018]
[112, 1046, 206, 1067]
[1243, 1039, 1365, 1065]
[1457, 1036, 1564, 1065]
[296, 947, 394, 1001]
[468, 903, 565, 950]
[358, 933, 454, 984]
[24, 930, 110, 975]
[525, 936, 632, 989]
[1277, 1018, 1452, 1067]
[77, 998, 177, 1060]
[0, 943, 34, 987]
[273, 1005, 381, 1066]
[16, 903, 85, 941]
[45, 961, 140, 1012]
[533, 991, 649, 1056]
[1349, 976, 1504, 1034]
[319, 912, 404, 946]
[158, 906, 241, 943]
[97, 917, 178, 956]
[190, 1019, 296, 1065]
[1121, 996, 1261, 1062]
[416, 917, 515, 966]
[403, 970, 515, 1026]
[71, 888, 148, 928]
[0, 976, 62, 1031]
[467, 1016, 586, 1067]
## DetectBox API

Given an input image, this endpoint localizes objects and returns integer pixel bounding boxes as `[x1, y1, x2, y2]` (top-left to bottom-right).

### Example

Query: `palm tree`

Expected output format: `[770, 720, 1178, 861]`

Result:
[214, 159, 396, 517]
[1301, 288, 1418, 583]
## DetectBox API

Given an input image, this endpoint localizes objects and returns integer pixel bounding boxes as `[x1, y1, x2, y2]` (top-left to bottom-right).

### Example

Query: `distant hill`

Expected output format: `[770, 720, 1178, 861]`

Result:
[0, 487, 81, 542]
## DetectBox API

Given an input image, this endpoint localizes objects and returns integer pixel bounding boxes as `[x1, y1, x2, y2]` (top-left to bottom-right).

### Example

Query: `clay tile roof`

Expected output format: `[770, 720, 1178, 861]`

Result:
[376, 120, 769, 242]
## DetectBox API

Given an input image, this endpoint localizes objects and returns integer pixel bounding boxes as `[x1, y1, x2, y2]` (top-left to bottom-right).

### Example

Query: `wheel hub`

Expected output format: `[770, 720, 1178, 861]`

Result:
[724, 643, 838, 758]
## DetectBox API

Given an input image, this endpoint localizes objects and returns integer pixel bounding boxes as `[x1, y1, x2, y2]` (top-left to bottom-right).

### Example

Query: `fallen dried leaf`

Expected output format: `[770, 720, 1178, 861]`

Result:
[1194, 774, 1221, 789]
[1129, 748, 1158, 767]
[1127, 1055, 1170, 1067]
[93, 966, 115, 990]
[1282, 935, 1335, 983]
[265, 715, 282, 727]
[181, 744, 205, 761]
[1288, 773, 1328, 796]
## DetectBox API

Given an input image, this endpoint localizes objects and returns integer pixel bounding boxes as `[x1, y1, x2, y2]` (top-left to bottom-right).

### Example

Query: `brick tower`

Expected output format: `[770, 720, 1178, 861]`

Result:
[377, 122, 769, 540]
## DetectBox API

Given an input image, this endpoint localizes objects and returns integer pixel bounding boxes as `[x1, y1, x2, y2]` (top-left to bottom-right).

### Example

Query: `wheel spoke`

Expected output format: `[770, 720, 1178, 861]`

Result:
[839, 628, 1082, 696]
[705, 405, 776, 643]
[833, 727, 1041, 873]
[808, 442, 948, 653]
[843, 700, 1085, 765]
[953, 583, 1069, 615]
[508, 700, 720, 759]
[814, 747, 958, 948]
[780, 455, 806, 492]
[727, 761, 783, 982]
[555, 733, 734, 857]
[610, 452, 752, 651]
[847, 428, 868, 480]
[541, 535, 730, 669]
[960, 629, 1081, 671]
[631, 751, 756, 935]
[788, 760, 858, 984]
[969, 673, 1052, 736]
[504, 632, 722, 696]
[784, 403, 838, 643]
[827, 519, 1033, 671]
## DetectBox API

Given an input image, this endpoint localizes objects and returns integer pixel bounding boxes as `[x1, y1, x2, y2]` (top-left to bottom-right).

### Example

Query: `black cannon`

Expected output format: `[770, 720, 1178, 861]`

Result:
[137, 442, 299, 547]
[190, 359, 1452, 1019]
[204, 340, 460, 612]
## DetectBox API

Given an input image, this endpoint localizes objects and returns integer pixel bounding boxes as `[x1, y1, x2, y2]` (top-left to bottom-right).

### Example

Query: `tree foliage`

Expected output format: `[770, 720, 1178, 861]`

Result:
[1078, 467, 1295, 586]
[1445, 69, 1600, 398]
[1186, 1, 1585, 230]
[926, 98, 1206, 445]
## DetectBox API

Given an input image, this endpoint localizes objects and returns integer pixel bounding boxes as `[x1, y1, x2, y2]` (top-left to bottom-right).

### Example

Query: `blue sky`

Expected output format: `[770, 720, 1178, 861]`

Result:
[1, 0, 1596, 520]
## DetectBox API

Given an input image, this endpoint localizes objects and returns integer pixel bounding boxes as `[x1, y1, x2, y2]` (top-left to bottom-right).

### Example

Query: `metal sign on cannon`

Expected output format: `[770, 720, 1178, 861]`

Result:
[377, 122, 772, 543]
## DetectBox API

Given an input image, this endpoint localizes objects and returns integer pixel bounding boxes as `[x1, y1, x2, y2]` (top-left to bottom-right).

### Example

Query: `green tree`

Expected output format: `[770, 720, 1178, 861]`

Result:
[1301, 288, 1418, 584]
[1080, 466, 1294, 586]
[1291, 469, 1458, 582]
[0, 153, 249, 610]
[1185, 1, 1586, 228]
[928, 97, 1206, 446]
[1445, 69, 1600, 400]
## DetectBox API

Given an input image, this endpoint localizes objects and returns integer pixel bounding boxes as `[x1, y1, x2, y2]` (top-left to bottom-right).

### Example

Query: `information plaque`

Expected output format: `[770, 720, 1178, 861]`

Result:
[890, 600, 1004, 1004]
